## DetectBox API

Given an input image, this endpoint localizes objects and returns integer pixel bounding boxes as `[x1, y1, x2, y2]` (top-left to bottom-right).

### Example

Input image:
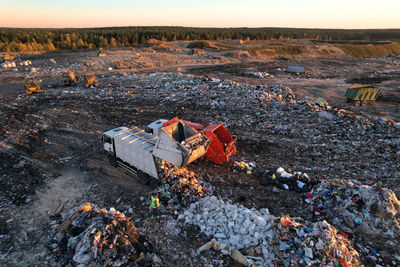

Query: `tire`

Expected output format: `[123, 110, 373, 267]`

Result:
[361, 101, 368, 107]
[355, 100, 361, 107]
[108, 155, 117, 167]
[138, 171, 151, 185]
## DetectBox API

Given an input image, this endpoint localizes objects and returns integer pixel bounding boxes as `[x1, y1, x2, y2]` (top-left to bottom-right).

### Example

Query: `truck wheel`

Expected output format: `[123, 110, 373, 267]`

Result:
[355, 100, 361, 107]
[138, 171, 151, 185]
[361, 101, 368, 107]
[149, 178, 160, 187]
[108, 155, 117, 167]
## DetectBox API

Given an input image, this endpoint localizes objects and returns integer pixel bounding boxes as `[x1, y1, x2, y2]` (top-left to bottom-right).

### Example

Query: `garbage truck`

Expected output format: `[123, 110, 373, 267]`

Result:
[103, 118, 211, 183]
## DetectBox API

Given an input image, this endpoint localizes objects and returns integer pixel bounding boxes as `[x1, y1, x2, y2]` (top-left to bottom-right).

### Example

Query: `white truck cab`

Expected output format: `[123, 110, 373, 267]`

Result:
[103, 127, 128, 155]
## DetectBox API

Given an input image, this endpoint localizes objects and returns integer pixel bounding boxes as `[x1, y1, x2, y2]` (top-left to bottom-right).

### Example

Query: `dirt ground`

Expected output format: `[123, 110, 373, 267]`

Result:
[0, 42, 399, 266]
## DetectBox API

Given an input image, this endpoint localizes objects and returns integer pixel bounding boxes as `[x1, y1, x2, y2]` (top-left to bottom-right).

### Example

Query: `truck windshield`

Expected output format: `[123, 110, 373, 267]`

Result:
[103, 135, 112, 144]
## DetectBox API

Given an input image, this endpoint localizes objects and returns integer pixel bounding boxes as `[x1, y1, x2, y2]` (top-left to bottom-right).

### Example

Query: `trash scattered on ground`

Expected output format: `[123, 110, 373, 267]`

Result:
[304, 96, 332, 111]
[231, 160, 256, 174]
[255, 167, 320, 192]
[242, 70, 274, 79]
[56, 202, 153, 266]
[309, 179, 400, 264]
[149, 161, 214, 211]
[1, 49, 400, 266]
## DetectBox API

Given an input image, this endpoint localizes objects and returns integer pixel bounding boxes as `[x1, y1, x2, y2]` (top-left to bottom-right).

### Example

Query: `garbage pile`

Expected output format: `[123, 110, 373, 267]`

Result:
[257, 84, 296, 105]
[180, 196, 361, 266]
[57, 202, 153, 266]
[304, 96, 332, 111]
[1, 60, 32, 71]
[310, 179, 400, 251]
[231, 160, 256, 175]
[255, 167, 320, 192]
[241, 70, 274, 79]
[270, 217, 360, 267]
[4, 72, 398, 198]
[155, 161, 214, 209]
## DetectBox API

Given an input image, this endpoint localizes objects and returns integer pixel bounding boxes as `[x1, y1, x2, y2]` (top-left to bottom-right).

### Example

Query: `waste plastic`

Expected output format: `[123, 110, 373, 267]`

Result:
[149, 161, 214, 210]
[255, 167, 319, 192]
[231, 160, 256, 174]
[56, 202, 153, 266]
[309, 179, 400, 257]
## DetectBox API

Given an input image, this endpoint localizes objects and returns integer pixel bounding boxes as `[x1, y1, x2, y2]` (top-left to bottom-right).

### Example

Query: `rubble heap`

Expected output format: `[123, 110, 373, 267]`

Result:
[180, 196, 360, 266]
[311, 179, 400, 250]
[180, 196, 271, 250]
[57, 203, 153, 266]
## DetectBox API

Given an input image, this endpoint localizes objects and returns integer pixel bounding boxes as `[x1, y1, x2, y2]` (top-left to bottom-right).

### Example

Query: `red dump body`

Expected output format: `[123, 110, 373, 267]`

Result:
[164, 117, 237, 164]
[196, 123, 237, 164]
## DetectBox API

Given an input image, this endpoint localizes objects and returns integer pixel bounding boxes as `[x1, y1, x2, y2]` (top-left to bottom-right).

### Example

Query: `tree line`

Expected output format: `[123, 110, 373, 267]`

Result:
[0, 27, 399, 52]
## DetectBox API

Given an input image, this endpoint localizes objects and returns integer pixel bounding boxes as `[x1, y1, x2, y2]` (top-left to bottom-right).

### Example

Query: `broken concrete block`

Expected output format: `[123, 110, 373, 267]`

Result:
[279, 242, 290, 251]
[215, 232, 226, 239]
[305, 247, 313, 259]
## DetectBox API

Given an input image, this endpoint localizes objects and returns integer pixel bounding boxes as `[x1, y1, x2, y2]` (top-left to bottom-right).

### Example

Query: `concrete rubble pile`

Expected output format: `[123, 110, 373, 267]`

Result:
[55, 202, 153, 266]
[180, 196, 361, 266]
[309, 179, 400, 264]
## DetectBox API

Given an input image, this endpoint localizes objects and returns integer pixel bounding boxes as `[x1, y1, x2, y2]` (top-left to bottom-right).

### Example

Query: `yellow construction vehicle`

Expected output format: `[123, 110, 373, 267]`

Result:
[61, 70, 80, 86]
[85, 73, 97, 88]
[25, 77, 43, 94]
[98, 48, 107, 57]
[345, 85, 380, 106]
[0, 54, 16, 63]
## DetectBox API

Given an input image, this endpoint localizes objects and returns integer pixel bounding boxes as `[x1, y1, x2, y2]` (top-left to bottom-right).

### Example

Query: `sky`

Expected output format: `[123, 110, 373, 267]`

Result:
[0, 0, 399, 29]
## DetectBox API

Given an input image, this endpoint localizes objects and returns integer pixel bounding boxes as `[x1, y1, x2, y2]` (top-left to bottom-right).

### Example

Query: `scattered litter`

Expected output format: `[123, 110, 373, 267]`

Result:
[152, 161, 214, 210]
[255, 167, 319, 192]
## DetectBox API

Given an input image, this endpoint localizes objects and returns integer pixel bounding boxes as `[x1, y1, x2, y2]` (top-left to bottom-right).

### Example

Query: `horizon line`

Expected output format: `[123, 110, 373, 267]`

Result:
[1, 26, 400, 31]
